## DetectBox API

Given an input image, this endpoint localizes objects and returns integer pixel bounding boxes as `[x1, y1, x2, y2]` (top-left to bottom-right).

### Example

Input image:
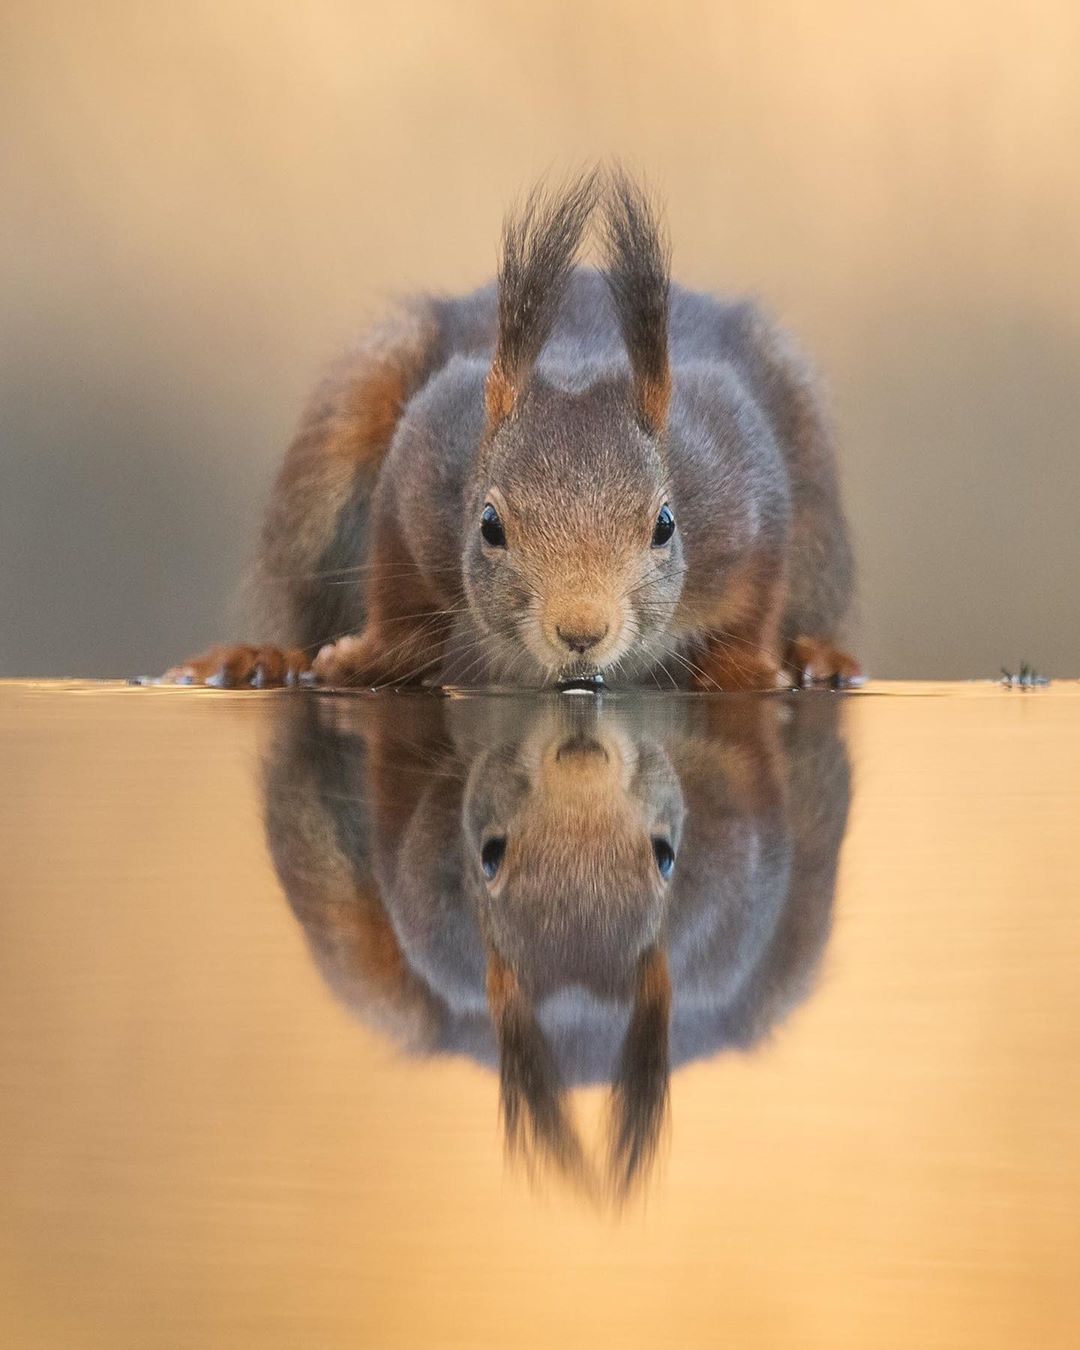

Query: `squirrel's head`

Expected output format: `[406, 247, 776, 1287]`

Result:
[463, 172, 682, 683]
[462, 701, 684, 993]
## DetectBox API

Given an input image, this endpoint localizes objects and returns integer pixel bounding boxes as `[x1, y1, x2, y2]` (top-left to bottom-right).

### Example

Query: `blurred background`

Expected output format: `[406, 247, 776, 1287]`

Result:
[2, 0, 1078, 679]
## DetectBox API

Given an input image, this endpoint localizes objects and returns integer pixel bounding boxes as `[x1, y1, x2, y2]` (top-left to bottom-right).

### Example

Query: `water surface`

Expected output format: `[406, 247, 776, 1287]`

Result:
[1, 682, 1078, 1348]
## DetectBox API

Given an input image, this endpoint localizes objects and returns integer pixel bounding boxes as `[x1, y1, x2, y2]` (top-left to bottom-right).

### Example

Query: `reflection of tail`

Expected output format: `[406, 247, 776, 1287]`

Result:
[486, 950, 592, 1191]
[487, 945, 672, 1202]
[608, 945, 671, 1199]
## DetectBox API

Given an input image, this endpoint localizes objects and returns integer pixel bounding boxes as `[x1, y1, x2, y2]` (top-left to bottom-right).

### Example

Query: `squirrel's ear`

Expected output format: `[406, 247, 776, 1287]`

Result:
[607, 943, 671, 1198]
[486, 172, 600, 428]
[486, 948, 592, 1189]
[602, 170, 672, 437]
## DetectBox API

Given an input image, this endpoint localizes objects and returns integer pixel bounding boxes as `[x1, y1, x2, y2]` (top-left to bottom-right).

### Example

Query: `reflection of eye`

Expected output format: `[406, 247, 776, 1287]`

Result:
[481, 836, 507, 879]
[651, 836, 675, 879]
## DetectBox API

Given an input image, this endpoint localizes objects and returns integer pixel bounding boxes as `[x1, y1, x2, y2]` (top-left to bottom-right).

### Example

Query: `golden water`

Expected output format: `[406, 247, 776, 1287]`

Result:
[2, 682, 1078, 1348]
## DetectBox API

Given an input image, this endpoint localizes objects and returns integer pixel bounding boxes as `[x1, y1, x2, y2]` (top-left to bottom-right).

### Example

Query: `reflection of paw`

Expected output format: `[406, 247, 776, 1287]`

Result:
[312, 634, 381, 687]
[786, 637, 865, 688]
[162, 644, 311, 689]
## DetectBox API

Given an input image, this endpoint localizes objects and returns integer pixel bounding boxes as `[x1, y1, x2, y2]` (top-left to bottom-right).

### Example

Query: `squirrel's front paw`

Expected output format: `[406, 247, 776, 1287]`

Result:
[312, 634, 384, 688]
[162, 644, 311, 688]
[786, 637, 865, 688]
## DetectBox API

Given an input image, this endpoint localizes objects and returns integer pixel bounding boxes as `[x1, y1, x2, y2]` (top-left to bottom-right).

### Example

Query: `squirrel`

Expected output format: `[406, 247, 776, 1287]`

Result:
[262, 690, 851, 1197]
[167, 169, 860, 690]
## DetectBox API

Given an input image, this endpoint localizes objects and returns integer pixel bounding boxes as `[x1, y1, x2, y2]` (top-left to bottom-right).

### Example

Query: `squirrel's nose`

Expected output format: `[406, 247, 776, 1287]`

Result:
[557, 625, 608, 654]
[556, 734, 608, 761]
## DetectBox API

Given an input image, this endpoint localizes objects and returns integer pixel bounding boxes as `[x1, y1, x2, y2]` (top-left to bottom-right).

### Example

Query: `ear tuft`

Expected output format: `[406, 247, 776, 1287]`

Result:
[607, 943, 671, 1199]
[487, 170, 601, 428]
[486, 949, 592, 1191]
[601, 169, 672, 435]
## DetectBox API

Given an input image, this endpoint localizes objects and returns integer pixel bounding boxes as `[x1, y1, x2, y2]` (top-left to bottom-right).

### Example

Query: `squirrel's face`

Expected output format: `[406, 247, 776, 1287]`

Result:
[463, 703, 684, 994]
[463, 384, 685, 683]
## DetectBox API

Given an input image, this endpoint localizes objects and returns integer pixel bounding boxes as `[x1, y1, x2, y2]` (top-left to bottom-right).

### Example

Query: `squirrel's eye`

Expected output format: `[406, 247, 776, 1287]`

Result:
[480, 503, 506, 548]
[481, 836, 507, 879]
[651, 836, 675, 879]
[652, 504, 675, 548]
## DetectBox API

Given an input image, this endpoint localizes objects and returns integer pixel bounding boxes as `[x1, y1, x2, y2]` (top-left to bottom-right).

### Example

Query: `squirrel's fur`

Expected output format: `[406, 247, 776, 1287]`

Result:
[170, 170, 859, 689]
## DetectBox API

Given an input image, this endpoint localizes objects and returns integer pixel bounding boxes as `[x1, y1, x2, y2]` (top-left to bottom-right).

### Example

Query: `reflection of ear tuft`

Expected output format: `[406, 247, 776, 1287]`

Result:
[601, 169, 672, 436]
[607, 943, 671, 1199]
[486, 170, 601, 428]
[486, 949, 592, 1189]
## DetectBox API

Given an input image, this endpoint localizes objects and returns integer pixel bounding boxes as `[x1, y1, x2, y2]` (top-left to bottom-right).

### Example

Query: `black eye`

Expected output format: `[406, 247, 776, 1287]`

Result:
[652, 504, 675, 548]
[481, 836, 507, 879]
[480, 503, 506, 548]
[651, 836, 675, 879]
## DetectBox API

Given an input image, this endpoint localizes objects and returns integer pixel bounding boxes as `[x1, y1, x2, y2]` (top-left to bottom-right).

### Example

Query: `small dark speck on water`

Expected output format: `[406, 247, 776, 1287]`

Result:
[999, 663, 1051, 689]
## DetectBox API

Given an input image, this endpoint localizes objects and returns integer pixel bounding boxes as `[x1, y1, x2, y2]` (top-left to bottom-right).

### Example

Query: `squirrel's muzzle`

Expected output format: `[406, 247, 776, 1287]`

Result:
[544, 597, 623, 666]
[556, 623, 608, 655]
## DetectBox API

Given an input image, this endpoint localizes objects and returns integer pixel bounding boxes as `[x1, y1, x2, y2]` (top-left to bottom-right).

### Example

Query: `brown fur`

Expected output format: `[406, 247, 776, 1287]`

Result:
[166, 173, 860, 690]
[638, 368, 671, 438]
[484, 365, 518, 425]
[609, 945, 671, 1197]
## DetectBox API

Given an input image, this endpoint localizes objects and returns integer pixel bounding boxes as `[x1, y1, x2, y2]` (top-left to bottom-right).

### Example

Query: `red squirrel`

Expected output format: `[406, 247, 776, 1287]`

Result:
[168, 170, 860, 690]
[263, 691, 851, 1196]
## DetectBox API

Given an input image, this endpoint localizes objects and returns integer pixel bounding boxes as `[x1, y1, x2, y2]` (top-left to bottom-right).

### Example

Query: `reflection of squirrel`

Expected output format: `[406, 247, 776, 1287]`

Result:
[262, 694, 852, 1197]
[169, 169, 860, 690]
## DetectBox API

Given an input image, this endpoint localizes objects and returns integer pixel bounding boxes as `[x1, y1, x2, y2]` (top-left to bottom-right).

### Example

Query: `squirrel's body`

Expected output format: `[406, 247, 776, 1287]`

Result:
[171, 175, 859, 690]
